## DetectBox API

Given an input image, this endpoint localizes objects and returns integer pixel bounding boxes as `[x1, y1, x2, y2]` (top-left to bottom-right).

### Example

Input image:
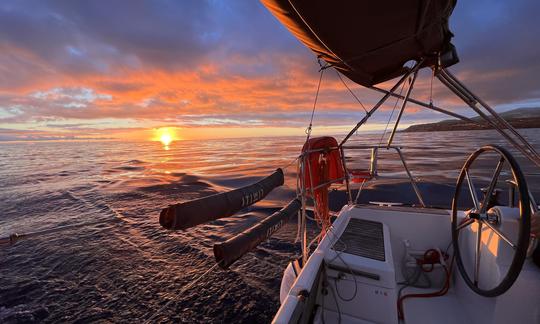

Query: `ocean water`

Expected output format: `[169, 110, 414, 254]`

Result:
[1, 129, 539, 323]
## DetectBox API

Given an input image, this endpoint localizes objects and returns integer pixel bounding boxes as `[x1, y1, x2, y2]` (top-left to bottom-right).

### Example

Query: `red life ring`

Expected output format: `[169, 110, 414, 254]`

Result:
[301, 136, 344, 190]
[301, 137, 344, 236]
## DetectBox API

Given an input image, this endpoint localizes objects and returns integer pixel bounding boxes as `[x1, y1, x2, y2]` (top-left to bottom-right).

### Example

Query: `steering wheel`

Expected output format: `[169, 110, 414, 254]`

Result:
[451, 145, 531, 297]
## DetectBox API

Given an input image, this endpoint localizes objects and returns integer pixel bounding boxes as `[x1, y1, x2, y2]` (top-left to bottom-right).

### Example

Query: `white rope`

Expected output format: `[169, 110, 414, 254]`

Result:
[378, 77, 407, 146]
[144, 261, 222, 323]
[0, 218, 118, 246]
[336, 70, 368, 114]
[297, 61, 326, 261]
[305, 65, 325, 140]
[353, 179, 367, 205]
[429, 68, 435, 107]
[1, 190, 133, 246]
[280, 156, 299, 171]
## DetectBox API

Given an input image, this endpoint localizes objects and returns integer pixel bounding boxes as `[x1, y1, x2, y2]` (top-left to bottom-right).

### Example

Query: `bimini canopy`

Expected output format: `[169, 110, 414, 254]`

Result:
[261, 0, 459, 87]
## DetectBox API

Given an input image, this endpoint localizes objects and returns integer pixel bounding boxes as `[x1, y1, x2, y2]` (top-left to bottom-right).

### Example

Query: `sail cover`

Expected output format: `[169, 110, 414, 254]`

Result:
[261, 0, 458, 87]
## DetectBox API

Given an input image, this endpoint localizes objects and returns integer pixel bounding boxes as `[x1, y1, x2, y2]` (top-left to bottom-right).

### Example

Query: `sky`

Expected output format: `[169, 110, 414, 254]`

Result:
[0, 0, 539, 141]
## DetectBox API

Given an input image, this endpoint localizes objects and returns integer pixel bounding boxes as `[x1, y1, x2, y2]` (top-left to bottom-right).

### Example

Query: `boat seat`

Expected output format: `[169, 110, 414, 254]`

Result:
[401, 287, 471, 324]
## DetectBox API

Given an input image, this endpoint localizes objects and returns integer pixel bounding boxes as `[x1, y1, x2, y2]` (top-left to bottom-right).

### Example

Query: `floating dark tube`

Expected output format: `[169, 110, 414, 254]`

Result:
[214, 198, 301, 269]
[159, 168, 285, 230]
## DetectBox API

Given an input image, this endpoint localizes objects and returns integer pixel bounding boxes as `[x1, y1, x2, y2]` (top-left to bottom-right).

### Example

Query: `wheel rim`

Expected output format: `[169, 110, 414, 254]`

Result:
[451, 145, 531, 297]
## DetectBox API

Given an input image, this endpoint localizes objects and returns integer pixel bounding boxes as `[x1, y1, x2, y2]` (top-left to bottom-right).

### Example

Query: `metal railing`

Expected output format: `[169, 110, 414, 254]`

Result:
[341, 145, 426, 207]
[298, 145, 426, 207]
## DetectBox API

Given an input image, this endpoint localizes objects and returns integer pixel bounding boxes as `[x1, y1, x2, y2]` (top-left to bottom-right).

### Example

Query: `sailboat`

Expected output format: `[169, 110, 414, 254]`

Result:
[159, 1, 540, 323]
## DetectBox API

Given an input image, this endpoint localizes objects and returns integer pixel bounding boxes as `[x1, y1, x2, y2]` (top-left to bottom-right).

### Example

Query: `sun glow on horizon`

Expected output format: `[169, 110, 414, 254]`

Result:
[152, 127, 179, 147]
[160, 133, 172, 146]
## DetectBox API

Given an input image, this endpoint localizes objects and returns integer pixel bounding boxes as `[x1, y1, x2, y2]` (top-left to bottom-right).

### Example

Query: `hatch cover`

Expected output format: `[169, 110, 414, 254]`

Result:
[332, 218, 385, 261]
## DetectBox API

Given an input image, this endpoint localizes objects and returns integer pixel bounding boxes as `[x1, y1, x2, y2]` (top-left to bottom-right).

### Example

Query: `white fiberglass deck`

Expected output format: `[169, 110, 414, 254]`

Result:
[274, 204, 540, 324]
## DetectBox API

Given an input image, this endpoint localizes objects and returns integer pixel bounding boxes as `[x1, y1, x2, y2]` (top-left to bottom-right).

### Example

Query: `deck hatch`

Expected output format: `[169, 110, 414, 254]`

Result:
[332, 218, 385, 261]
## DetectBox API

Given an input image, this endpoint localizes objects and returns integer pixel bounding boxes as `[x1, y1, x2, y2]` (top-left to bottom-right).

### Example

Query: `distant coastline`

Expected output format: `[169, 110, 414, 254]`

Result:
[403, 107, 540, 132]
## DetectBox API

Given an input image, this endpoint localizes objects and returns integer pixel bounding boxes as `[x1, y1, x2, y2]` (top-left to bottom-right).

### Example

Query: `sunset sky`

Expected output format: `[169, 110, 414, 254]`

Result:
[0, 0, 539, 141]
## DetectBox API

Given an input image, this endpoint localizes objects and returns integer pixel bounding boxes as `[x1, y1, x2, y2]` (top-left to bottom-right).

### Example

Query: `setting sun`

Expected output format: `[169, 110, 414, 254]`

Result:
[160, 133, 172, 146]
[152, 127, 179, 146]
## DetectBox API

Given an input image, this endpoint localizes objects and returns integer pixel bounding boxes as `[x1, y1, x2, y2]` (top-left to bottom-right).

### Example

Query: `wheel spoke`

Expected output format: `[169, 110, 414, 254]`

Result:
[465, 170, 480, 210]
[481, 220, 516, 250]
[474, 221, 483, 286]
[528, 238, 538, 258]
[453, 146, 529, 296]
[456, 218, 475, 231]
[480, 157, 505, 213]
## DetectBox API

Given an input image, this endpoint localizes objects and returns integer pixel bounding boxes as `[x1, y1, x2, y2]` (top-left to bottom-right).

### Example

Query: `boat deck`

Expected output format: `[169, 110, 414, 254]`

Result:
[274, 204, 540, 324]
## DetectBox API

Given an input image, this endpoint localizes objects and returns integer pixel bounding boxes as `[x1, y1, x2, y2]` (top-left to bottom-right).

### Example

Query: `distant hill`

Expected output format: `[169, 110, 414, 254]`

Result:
[403, 107, 540, 132]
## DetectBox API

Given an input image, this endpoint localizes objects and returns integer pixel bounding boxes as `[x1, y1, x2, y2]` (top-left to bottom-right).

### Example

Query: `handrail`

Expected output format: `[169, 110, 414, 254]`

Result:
[299, 145, 427, 207]
[340, 145, 426, 207]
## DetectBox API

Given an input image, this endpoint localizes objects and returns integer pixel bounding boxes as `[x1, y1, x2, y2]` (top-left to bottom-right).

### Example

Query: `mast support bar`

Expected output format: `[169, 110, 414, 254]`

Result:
[438, 69, 540, 168]
[368, 86, 480, 125]
[339, 59, 424, 147]
[387, 70, 419, 148]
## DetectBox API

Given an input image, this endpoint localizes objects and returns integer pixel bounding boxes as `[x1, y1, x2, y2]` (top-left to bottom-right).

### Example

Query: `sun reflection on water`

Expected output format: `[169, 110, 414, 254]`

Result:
[153, 127, 177, 149]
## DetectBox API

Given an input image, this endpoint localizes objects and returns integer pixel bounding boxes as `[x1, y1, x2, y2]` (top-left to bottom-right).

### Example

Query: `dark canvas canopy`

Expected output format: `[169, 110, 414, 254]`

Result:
[261, 0, 459, 87]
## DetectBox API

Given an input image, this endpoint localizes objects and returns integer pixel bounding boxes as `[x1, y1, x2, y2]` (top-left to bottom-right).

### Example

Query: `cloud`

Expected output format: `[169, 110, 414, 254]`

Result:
[0, 0, 539, 139]
[449, 0, 540, 103]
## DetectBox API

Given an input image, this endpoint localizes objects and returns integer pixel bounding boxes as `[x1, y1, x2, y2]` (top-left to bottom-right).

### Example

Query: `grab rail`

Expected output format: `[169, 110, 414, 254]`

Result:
[341, 145, 426, 207]
[297, 145, 426, 207]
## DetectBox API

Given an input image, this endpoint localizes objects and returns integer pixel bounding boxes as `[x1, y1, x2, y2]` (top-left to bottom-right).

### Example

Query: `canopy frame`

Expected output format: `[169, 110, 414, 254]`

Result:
[338, 62, 540, 170]
[437, 68, 540, 168]
[339, 60, 424, 146]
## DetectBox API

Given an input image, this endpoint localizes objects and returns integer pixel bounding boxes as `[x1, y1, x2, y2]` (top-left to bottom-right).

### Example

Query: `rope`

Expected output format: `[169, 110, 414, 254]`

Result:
[378, 78, 407, 146]
[335, 70, 368, 114]
[397, 254, 455, 319]
[353, 179, 367, 204]
[305, 65, 325, 140]
[324, 226, 359, 304]
[144, 261, 223, 323]
[280, 156, 299, 171]
[0, 218, 118, 246]
[0, 190, 138, 247]
[299, 60, 327, 257]
[70, 243, 195, 320]
[429, 68, 435, 107]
